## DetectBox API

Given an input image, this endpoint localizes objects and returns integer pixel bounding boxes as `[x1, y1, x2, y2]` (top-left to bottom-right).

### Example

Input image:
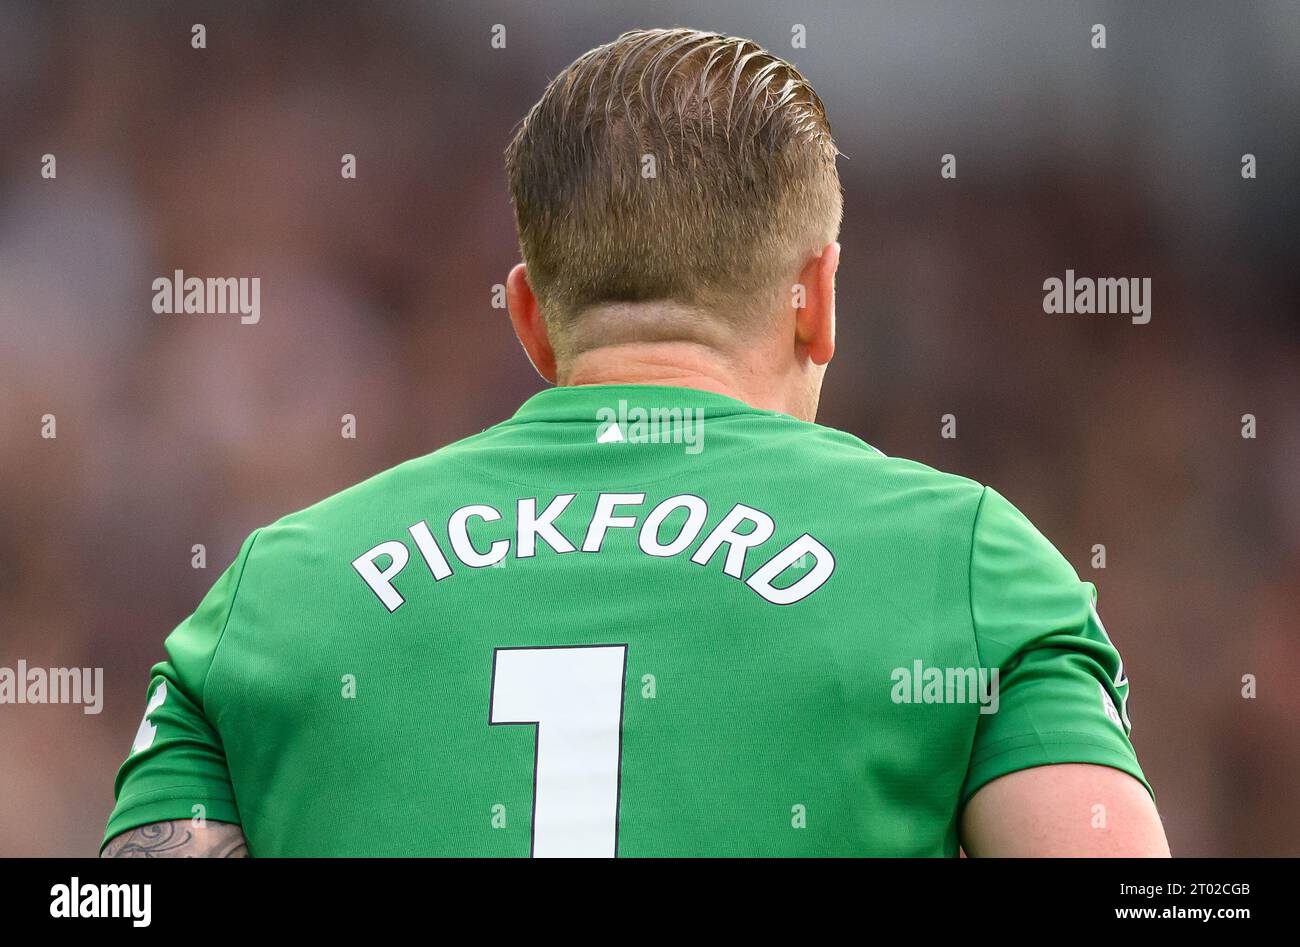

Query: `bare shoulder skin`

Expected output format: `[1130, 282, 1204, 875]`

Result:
[102, 820, 249, 858]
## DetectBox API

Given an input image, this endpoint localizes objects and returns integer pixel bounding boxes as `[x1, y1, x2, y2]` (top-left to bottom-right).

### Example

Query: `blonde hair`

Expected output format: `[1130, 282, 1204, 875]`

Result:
[506, 28, 842, 358]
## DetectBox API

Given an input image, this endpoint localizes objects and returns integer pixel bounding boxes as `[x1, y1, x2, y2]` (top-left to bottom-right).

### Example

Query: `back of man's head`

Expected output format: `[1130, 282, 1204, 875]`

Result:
[506, 28, 843, 363]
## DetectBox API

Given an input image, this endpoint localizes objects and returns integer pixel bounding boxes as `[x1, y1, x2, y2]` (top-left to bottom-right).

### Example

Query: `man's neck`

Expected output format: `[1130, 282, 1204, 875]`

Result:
[558, 342, 812, 419]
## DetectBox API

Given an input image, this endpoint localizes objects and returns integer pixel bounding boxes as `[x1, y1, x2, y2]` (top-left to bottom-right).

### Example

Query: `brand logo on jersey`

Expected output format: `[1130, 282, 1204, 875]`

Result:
[595, 400, 704, 454]
[130, 680, 168, 753]
[890, 660, 1000, 714]
[1091, 602, 1132, 733]
[1099, 683, 1124, 730]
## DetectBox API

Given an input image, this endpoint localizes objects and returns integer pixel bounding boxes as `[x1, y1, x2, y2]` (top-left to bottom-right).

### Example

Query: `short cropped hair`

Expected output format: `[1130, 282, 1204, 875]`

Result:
[506, 28, 842, 357]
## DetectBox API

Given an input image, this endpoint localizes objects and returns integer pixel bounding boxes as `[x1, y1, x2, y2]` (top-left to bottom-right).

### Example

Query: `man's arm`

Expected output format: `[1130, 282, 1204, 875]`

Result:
[961, 763, 1170, 857]
[103, 533, 261, 856]
[102, 820, 248, 858]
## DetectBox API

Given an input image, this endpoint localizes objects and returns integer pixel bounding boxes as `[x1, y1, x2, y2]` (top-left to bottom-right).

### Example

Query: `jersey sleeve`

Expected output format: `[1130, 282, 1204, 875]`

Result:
[101, 530, 261, 851]
[960, 488, 1151, 806]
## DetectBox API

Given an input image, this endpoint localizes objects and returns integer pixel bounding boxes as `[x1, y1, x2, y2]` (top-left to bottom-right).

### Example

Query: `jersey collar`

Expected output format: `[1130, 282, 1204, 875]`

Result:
[508, 384, 776, 424]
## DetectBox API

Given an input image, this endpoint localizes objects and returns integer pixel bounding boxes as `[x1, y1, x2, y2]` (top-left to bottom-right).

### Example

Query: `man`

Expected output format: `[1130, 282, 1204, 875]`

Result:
[103, 28, 1168, 857]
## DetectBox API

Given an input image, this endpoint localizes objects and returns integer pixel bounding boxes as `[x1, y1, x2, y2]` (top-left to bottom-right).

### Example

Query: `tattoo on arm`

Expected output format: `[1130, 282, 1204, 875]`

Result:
[102, 820, 249, 858]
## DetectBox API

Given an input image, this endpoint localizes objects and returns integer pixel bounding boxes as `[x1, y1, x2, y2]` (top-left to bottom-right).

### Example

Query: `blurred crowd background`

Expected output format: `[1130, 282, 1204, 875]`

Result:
[0, 0, 1296, 856]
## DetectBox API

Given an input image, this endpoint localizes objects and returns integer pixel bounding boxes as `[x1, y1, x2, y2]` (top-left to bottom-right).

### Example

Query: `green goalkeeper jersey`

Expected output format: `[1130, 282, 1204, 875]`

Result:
[104, 384, 1149, 856]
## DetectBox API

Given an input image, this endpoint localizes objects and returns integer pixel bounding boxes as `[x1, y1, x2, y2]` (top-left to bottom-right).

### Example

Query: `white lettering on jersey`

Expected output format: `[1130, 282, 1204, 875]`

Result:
[351, 493, 835, 611]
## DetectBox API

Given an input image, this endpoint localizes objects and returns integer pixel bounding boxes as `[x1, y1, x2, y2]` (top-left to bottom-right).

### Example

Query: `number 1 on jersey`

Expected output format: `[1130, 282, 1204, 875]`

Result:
[489, 644, 629, 858]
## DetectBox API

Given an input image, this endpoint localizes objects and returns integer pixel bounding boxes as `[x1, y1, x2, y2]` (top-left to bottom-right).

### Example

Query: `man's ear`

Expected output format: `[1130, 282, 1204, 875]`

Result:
[506, 263, 557, 384]
[793, 242, 839, 367]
